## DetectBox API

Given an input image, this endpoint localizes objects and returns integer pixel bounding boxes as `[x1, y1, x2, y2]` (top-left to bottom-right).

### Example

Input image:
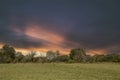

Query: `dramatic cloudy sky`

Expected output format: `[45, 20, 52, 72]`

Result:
[0, 0, 120, 55]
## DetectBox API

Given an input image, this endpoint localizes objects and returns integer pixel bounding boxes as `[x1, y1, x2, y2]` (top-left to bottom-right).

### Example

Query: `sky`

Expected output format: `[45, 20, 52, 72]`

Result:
[0, 0, 120, 55]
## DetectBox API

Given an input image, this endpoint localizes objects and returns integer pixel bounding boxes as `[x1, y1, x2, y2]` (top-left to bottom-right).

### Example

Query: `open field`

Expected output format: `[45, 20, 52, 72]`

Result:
[0, 63, 120, 80]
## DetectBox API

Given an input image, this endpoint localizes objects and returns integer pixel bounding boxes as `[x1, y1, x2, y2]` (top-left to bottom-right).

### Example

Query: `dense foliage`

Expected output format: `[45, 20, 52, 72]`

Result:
[0, 45, 15, 63]
[0, 44, 120, 63]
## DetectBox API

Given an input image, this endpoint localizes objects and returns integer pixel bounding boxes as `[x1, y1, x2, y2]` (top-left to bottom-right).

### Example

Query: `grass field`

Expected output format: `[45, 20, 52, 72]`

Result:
[0, 63, 120, 80]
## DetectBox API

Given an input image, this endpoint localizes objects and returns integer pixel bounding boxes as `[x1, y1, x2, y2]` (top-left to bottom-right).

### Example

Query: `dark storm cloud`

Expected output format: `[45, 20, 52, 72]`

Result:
[65, 0, 120, 51]
[0, 0, 120, 53]
[0, 26, 45, 48]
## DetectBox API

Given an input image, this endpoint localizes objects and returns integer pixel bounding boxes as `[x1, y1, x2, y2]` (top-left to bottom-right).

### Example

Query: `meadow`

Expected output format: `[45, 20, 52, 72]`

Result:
[0, 63, 120, 80]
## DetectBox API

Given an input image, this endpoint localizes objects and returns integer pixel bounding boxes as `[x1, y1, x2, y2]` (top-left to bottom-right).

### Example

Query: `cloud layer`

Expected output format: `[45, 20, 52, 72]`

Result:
[0, 0, 120, 55]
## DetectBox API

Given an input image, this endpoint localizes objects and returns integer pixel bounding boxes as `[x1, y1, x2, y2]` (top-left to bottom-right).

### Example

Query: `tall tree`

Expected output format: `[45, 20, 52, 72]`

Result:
[0, 44, 16, 63]
[69, 48, 86, 62]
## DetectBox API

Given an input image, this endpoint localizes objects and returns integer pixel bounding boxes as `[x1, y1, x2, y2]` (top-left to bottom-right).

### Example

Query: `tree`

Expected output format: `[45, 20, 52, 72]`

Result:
[0, 50, 4, 63]
[22, 51, 36, 62]
[46, 50, 57, 61]
[55, 50, 60, 57]
[0, 44, 16, 63]
[105, 53, 120, 62]
[69, 48, 86, 62]
[56, 55, 69, 62]
[14, 52, 24, 63]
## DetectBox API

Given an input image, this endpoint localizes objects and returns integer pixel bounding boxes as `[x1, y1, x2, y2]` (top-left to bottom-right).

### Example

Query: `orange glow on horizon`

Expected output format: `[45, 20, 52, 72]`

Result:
[25, 25, 65, 45]
[87, 49, 107, 56]
[15, 47, 70, 55]
[0, 43, 109, 56]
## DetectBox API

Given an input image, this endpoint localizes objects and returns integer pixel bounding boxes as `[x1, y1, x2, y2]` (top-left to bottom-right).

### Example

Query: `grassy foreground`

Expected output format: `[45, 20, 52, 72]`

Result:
[0, 63, 120, 80]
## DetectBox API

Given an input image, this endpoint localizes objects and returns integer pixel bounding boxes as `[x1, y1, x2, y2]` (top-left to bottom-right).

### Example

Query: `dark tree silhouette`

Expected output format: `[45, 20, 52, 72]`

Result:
[70, 48, 86, 62]
[0, 44, 16, 63]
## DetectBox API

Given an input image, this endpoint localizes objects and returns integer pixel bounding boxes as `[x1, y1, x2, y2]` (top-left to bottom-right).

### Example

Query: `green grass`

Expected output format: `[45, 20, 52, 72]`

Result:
[0, 63, 120, 80]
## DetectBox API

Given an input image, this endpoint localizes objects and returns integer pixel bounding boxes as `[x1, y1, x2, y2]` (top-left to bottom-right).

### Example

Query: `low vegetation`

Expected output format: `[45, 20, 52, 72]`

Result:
[0, 45, 120, 80]
[0, 63, 120, 80]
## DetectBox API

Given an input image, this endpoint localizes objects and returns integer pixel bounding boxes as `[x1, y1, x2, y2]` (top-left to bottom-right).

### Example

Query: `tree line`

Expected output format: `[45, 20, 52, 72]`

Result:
[0, 44, 120, 63]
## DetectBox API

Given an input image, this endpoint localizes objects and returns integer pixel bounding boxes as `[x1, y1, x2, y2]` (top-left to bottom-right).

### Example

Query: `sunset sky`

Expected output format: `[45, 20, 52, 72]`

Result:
[0, 0, 120, 55]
